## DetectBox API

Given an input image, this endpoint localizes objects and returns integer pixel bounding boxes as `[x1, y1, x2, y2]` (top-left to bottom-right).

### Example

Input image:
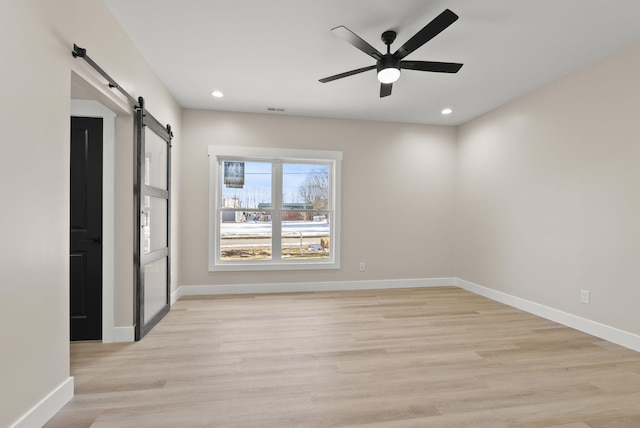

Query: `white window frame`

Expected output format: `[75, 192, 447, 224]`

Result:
[208, 145, 342, 271]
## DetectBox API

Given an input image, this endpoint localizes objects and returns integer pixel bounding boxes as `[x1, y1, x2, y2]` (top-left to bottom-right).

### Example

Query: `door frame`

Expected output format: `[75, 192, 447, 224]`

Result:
[70, 100, 116, 343]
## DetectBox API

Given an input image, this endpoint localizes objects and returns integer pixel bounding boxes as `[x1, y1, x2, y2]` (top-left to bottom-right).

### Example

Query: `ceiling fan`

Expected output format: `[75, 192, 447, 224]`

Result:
[319, 9, 463, 98]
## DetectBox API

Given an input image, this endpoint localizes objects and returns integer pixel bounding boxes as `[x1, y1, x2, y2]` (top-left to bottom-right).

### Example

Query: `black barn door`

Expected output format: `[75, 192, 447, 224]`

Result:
[135, 98, 172, 340]
[70, 116, 103, 341]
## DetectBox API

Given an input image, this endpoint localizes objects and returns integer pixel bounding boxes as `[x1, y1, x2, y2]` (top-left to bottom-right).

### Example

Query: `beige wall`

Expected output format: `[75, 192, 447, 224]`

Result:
[180, 110, 457, 286]
[456, 41, 640, 335]
[0, 1, 181, 426]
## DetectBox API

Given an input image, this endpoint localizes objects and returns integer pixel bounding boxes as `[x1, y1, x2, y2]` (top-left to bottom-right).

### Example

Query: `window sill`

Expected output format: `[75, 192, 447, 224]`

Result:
[209, 260, 340, 272]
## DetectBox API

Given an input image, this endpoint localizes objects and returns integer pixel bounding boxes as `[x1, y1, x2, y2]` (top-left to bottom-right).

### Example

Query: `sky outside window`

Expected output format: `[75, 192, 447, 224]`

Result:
[221, 161, 329, 207]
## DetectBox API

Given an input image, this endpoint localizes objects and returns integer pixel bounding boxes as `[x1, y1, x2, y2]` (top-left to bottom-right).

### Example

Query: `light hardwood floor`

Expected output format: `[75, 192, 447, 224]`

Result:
[45, 287, 640, 427]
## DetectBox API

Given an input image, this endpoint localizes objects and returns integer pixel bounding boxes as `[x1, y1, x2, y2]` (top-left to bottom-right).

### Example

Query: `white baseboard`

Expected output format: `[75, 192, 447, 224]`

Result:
[171, 286, 183, 304]
[10, 377, 73, 428]
[455, 278, 640, 352]
[175, 277, 456, 299]
[112, 326, 135, 343]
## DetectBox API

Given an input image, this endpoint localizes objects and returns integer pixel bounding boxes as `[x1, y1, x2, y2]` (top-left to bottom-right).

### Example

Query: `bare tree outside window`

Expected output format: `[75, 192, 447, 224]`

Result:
[298, 168, 329, 210]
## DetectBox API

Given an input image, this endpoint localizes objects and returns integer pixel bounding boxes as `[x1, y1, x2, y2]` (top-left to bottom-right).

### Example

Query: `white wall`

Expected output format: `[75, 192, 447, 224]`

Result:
[0, 1, 181, 426]
[180, 110, 457, 287]
[456, 41, 640, 335]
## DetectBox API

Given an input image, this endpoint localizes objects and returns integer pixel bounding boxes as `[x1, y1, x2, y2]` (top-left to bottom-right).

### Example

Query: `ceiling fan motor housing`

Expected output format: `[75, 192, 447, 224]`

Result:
[377, 54, 400, 73]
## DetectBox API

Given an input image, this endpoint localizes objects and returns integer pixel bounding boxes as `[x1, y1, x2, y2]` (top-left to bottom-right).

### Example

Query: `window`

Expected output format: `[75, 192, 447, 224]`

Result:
[209, 146, 342, 271]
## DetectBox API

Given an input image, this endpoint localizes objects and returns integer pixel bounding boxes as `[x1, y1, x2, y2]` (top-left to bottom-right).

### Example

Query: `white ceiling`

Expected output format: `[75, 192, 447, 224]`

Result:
[103, 0, 640, 126]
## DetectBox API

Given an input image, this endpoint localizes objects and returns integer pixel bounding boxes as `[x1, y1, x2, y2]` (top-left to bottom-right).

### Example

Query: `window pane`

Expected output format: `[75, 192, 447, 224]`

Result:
[283, 163, 330, 210]
[219, 211, 272, 260]
[221, 161, 271, 209]
[142, 195, 167, 254]
[281, 212, 330, 260]
[143, 257, 167, 323]
[144, 128, 168, 190]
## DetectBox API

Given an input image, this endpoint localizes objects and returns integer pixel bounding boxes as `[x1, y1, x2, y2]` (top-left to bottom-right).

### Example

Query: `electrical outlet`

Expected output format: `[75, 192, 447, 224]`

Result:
[580, 290, 590, 304]
[359, 262, 366, 272]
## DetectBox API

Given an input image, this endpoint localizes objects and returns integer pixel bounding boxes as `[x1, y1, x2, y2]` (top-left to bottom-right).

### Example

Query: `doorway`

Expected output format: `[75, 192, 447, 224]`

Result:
[70, 98, 117, 342]
[70, 116, 103, 340]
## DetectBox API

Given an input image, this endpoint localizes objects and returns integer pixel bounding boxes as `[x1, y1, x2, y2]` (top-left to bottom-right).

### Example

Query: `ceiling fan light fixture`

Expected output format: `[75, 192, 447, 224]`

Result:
[377, 67, 400, 84]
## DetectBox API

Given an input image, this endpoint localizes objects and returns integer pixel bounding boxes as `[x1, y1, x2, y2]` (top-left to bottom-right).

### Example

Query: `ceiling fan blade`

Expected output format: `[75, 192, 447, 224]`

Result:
[319, 65, 376, 83]
[332, 26, 383, 60]
[394, 9, 459, 60]
[380, 83, 393, 98]
[400, 60, 463, 73]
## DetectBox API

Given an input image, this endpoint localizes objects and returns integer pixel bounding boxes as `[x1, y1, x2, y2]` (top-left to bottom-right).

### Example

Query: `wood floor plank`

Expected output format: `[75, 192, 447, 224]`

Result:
[45, 287, 640, 427]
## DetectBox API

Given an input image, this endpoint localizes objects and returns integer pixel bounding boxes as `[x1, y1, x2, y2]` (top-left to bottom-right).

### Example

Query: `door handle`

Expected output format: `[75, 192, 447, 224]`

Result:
[77, 238, 101, 244]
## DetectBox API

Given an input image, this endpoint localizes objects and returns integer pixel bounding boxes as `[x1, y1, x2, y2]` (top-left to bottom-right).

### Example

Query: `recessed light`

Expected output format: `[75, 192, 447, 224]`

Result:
[441, 108, 453, 115]
[211, 91, 224, 98]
